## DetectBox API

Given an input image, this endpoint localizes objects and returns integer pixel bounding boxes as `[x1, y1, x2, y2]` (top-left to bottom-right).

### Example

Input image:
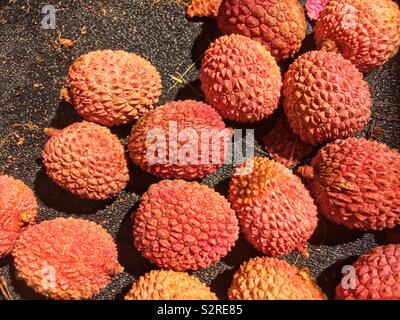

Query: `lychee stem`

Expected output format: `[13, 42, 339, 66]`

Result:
[301, 246, 310, 259]
[20, 212, 32, 225]
[320, 39, 338, 52]
[297, 165, 314, 179]
[60, 87, 72, 104]
[107, 263, 124, 276]
[43, 127, 61, 137]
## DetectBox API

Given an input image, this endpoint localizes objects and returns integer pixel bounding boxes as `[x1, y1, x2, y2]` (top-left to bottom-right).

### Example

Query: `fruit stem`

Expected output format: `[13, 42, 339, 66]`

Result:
[107, 263, 124, 276]
[43, 127, 61, 137]
[297, 165, 314, 179]
[60, 87, 72, 104]
[20, 212, 32, 225]
[320, 39, 337, 52]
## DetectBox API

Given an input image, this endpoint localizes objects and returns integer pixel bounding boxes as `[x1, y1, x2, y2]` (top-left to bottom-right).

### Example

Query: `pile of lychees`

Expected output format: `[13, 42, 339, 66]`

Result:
[1, 0, 400, 300]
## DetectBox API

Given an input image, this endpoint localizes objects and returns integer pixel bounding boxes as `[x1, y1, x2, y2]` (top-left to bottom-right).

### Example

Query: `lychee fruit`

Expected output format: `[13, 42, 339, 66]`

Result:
[229, 257, 326, 300]
[187, 0, 222, 18]
[217, 0, 307, 60]
[61, 50, 162, 126]
[200, 34, 282, 122]
[306, 0, 329, 20]
[128, 100, 232, 180]
[125, 270, 218, 300]
[133, 179, 239, 271]
[336, 244, 400, 300]
[315, 0, 400, 73]
[263, 117, 314, 167]
[299, 137, 400, 231]
[0, 175, 37, 258]
[228, 157, 318, 257]
[283, 50, 372, 146]
[13, 217, 123, 300]
[43, 121, 129, 200]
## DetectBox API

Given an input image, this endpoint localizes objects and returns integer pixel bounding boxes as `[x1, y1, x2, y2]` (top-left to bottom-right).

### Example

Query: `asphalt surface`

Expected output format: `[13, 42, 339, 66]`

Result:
[0, 0, 399, 300]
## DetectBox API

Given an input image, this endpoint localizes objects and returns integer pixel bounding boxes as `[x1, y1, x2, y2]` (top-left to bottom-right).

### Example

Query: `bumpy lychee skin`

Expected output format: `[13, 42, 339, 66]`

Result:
[217, 0, 307, 60]
[187, 0, 222, 18]
[133, 180, 239, 271]
[63, 50, 162, 126]
[200, 34, 282, 122]
[263, 117, 314, 167]
[299, 138, 400, 231]
[336, 244, 400, 300]
[283, 50, 371, 146]
[0, 176, 37, 258]
[229, 257, 325, 300]
[228, 157, 318, 256]
[13, 218, 123, 300]
[315, 0, 400, 73]
[128, 100, 231, 180]
[306, 0, 329, 20]
[125, 270, 218, 300]
[43, 121, 129, 200]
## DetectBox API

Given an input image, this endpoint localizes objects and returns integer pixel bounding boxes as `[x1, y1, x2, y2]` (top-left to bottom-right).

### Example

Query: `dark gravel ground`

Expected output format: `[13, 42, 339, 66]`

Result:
[0, 0, 399, 300]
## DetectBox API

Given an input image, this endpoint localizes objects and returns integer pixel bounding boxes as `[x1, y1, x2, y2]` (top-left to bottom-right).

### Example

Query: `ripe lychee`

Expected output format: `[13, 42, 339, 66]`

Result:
[336, 244, 400, 300]
[306, 0, 329, 20]
[133, 179, 239, 271]
[263, 117, 314, 167]
[201, 34, 282, 122]
[13, 217, 123, 300]
[299, 138, 400, 231]
[217, 0, 307, 60]
[187, 0, 222, 18]
[229, 257, 326, 300]
[283, 50, 371, 146]
[125, 270, 218, 300]
[0, 175, 37, 258]
[128, 100, 232, 180]
[315, 0, 400, 72]
[61, 50, 162, 126]
[43, 121, 129, 200]
[228, 157, 318, 256]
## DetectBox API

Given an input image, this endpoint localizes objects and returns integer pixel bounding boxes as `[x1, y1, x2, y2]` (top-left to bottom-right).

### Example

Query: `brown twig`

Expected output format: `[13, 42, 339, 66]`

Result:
[254, 145, 269, 157]
[285, 137, 298, 167]
[0, 276, 12, 300]
[10, 121, 41, 131]
[293, 253, 300, 267]
[168, 62, 197, 93]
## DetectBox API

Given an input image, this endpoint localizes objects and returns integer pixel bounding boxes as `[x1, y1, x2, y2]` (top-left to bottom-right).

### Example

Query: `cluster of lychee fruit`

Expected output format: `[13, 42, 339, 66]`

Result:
[1, 0, 399, 300]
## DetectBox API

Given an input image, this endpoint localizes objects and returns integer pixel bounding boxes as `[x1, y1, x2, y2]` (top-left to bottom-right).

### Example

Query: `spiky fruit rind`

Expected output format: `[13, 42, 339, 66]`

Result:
[217, 0, 306, 60]
[303, 138, 400, 231]
[13, 217, 122, 300]
[133, 180, 239, 271]
[0, 176, 37, 258]
[228, 157, 318, 256]
[66, 50, 162, 126]
[283, 50, 371, 146]
[200, 34, 282, 122]
[315, 0, 400, 73]
[187, 0, 222, 18]
[229, 257, 325, 300]
[263, 117, 314, 167]
[43, 121, 129, 200]
[306, 0, 329, 20]
[336, 244, 400, 300]
[128, 100, 231, 180]
[125, 270, 218, 300]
